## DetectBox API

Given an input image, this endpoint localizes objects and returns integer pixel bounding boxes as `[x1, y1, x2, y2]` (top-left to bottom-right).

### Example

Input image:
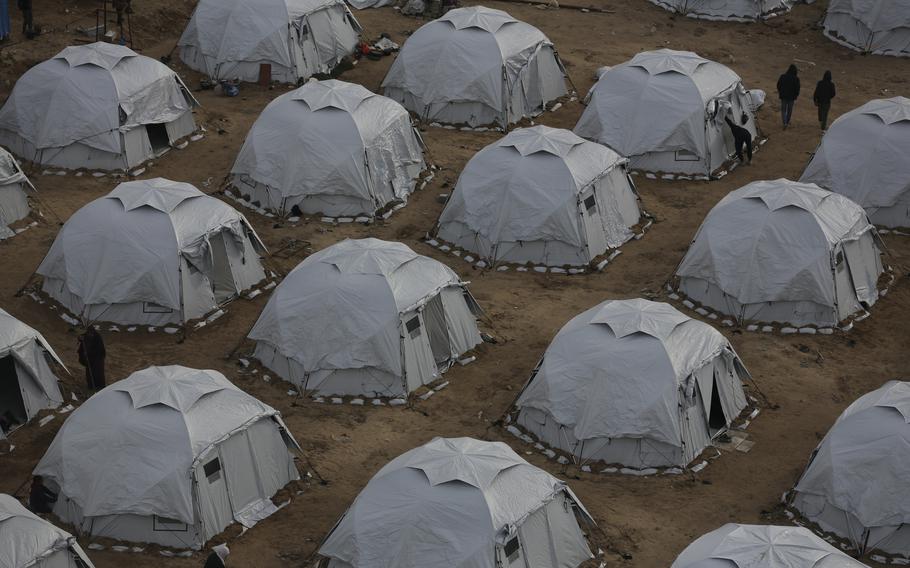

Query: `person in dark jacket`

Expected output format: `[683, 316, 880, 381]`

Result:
[77, 327, 106, 391]
[776, 64, 800, 129]
[813, 70, 836, 131]
[29, 476, 57, 514]
[16, 0, 31, 37]
[203, 544, 230, 567]
[724, 112, 753, 164]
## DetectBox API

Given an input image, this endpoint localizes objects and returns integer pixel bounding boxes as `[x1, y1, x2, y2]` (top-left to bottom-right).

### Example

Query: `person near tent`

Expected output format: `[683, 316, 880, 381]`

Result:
[29, 476, 57, 514]
[204, 544, 230, 567]
[813, 70, 836, 131]
[16, 0, 32, 37]
[1, 0, 11, 41]
[724, 112, 753, 164]
[77, 327, 106, 391]
[776, 64, 800, 129]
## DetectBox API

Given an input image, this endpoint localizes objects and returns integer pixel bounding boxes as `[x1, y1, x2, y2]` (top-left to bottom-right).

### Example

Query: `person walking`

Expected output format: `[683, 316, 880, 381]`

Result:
[77, 327, 106, 391]
[776, 64, 800, 129]
[16, 0, 32, 37]
[813, 70, 836, 131]
[724, 112, 753, 164]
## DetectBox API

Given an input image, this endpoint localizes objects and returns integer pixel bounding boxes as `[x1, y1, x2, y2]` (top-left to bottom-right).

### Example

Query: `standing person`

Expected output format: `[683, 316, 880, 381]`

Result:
[204, 544, 230, 567]
[29, 476, 57, 514]
[813, 70, 836, 131]
[16, 0, 32, 37]
[1, 0, 11, 42]
[77, 327, 106, 391]
[724, 112, 753, 164]
[776, 64, 800, 129]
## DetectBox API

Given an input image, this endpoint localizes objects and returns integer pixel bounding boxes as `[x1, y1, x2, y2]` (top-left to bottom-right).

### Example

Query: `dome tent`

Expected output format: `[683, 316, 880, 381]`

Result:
[316, 437, 594, 568]
[434, 126, 643, 268]
[511, 299, 749, 470]
[248, 238, 483, 398]
[574, 49, 758, 178]
[0, 146, 34, 240]
[381, 6, 570, 128]
[34, 365, 301, 549]
[36, 178, 267, 327]
[674, 179, 885, 328]
[672, 524, 870, 568]
[178, 0, 361, 84]
[800, 97, 910, 229]
[0, 307, 65, 437]
[648, 0, 798, 21]
[822, 0, 910, 57]
[788, 380, 910, 560]
[229, 80, 426, 218]
[0, 43, 198, 172]
[0, 493, 96, 568]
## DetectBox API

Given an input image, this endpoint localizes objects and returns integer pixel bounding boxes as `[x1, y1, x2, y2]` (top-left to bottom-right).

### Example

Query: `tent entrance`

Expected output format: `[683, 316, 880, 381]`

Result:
[146, 123, 172, 156]
[209, 231, 239, 304]
[423, 295, 452, 366]
[707, 378, 726, 434]
[0, 355, 27, 434]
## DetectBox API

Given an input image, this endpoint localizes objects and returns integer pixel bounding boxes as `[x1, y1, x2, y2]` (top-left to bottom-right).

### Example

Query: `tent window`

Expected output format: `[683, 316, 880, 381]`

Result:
[143, 302, 173, 314]
[153, 516, 189, 532]
[406, 316, 421, 338]
[504, 536, 521, 562]
[583, 195, 597, 213]
[203, 457, 222, 482]
[675, 150, 700, 162]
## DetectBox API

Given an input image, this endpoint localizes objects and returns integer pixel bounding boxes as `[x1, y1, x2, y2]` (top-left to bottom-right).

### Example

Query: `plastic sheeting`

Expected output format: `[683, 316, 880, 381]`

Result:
[800, 97, 910, 227]
[318, 437, 593, 568]
[231, 80, 425, 216]
[648, 0, 798, 20]
[34, 366, 294, 525]
[672, 524, 870, 567]
[823, 0, 910, 56]
[0, 494, 97, 568]
[0, 43, 193, 155]
[676, 179, 881, 314]
[0, 146, 32, 238]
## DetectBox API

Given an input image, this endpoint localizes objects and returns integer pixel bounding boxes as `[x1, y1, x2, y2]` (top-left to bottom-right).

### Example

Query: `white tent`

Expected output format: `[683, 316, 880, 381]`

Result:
[513, 299, 749, 469]
[435, 126, 643, 267]
[800, 97, 910, 229]
[248, 238, 482, 397]
[675, 179, 885, 328]
[178, 0, 361, 84]
[789, 380, 910, 560]
[34, 365, 301, 549]
[381, 6, 570, 128]
[823, 0, 910, 57]
[574, 49, 757, 177]
[0, 43, 198, 171]
[0, 493, 96, 568]
[36, 178, 267, 326]
[0, 307, 64, 437]
[672, 524, 870, 568]
[0, 146, 34, 240]
[317, 437, 594, 568]
[648, 0, 798, 21]
[230, 80, 426, 218]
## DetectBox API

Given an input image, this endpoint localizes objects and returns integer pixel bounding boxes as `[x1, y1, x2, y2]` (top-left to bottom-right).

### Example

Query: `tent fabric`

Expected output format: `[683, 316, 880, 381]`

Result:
[0, 42, 195, 161]
[648, 0, 798, 21]
[800, 97, 910, 228]
[823, 0, 910, 57]
[435, 125, 641, 267]
[574, 49, 756, 176]
[230, 79, 425, 217]
[675, 179, 884, 326]
[318, 437, 594, 568]
[248, 238, 482, 397]
[791, 381, 910, 557]
[34, 366, 298, 539]
[514, 299, 748, 468]
[672, 524, 870, 568]
[35, 178, 266, 325]
[178, 0, 361, 83]
[0, 494, 97, 568]
[381, 6, 569, 128]
[0, 146, 33, 239]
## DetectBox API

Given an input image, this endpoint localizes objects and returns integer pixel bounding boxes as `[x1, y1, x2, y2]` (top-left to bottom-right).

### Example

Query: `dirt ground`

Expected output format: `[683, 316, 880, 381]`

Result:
[1, 0, 909, 566]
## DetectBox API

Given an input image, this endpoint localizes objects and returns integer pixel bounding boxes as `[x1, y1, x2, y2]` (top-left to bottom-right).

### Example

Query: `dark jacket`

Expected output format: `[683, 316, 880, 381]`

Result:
[777, 65, 800, 101]
[77, 328, 106, 390]
[203, 552, 226, 568]
[813, 71, 836, 105]
[29, 484, 57, 514]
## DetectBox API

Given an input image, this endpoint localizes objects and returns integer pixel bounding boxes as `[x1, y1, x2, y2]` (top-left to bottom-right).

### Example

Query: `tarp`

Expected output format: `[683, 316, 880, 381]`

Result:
[672, 524, 870, 567]
[249, 238, 461, 377]
[0, 146, 32, 238]
[800, 97, 910, 218]
[574, 49, 743, 158]
[34, 366, 288, 524]
[0, 307, 67, 402]
[648, 0, 797, 20]
[0, 43, 193, 154]
[318, 437, 593, 568]
[824, 0, 910, 56]
[0, 494, 97, 568]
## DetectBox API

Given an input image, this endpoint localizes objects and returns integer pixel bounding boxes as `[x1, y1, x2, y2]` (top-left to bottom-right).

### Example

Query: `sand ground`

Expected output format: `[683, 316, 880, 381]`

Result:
[1, 0, 909, 566]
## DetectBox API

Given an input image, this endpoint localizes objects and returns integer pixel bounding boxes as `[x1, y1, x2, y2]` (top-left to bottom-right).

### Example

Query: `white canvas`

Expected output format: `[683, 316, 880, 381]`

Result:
[0, 146, 32, 239]
[823, 0, 910, 57]
[0, 494, 96, 568]
[648, 0, 798, 21]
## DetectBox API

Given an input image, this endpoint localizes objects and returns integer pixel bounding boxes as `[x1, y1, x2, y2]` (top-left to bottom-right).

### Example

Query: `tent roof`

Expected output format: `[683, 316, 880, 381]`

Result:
[794, 380, 910, 528]
[827, 0, 910, 33]
[500, 125, 586, 158]
[0, 146, 32, 189]
[56, 42, 135, 70]
[858, 96, 910, 124]
[672, 524, 869, 567]
[0, 307, 65, 369]
[292, 79, 375, 112]
[34, 366, 285, 524]
[0, 494, 88, 568]
[108, 178, 205, 213]
[590, 298, 690, 340]
[438, 6, 517, 32]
